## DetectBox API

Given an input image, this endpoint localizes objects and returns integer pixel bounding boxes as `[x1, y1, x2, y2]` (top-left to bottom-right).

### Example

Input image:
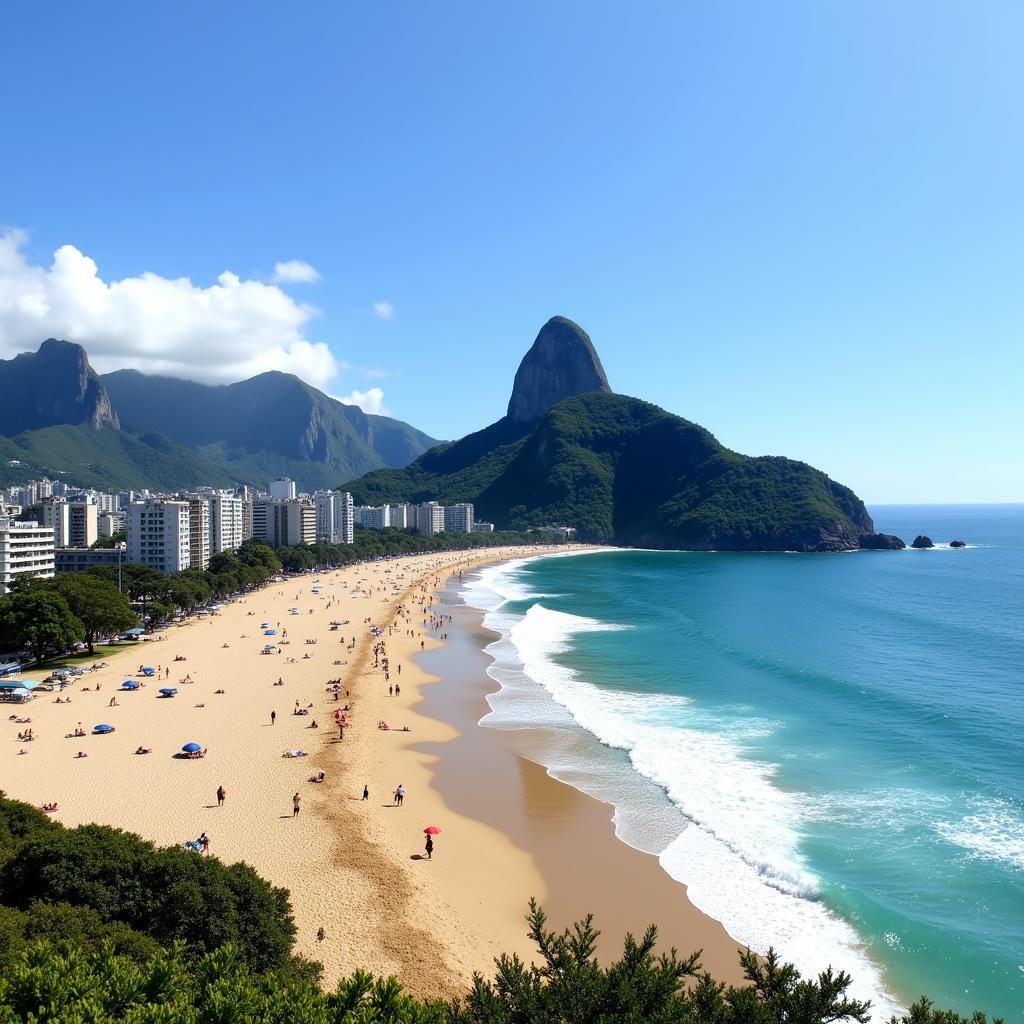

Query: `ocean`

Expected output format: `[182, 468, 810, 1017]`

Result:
[462, 505, 1024, 1021]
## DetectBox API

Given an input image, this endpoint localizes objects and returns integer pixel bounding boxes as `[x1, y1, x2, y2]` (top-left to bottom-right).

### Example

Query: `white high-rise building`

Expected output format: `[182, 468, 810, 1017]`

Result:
[269, 478, 297, 501]
[127, 500, 191, 574]
[315, 491, 354, 544]
[0, 517, 55, 594]
[388, 503, 412, 530]
[444, 503, 474, 534]
[415, 501, 445, 536]
[354, 505, 389, 530]
[209, 494, 245, 553]
[186, 497, 210, 570]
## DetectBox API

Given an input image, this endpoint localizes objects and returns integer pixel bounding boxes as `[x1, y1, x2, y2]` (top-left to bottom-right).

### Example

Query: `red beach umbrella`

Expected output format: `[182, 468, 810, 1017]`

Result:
[423, 826, 442, 835]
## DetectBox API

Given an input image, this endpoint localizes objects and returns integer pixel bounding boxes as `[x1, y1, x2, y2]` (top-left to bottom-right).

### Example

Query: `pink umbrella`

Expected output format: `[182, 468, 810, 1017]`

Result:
[423, 826, 442, 835]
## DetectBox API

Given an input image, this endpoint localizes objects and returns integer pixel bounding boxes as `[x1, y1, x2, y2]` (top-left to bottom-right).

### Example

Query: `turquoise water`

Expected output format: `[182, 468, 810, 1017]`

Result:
[466, 506, 1024, 1020]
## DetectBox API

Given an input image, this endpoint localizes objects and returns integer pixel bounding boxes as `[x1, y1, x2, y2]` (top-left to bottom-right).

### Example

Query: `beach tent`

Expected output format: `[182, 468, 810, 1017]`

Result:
[142, 667, 155, 676]
[120, 680, 140, 690]
[94, 724, 114, 734]
[158, 687, 177, 697]
[181, 742, 201, 753]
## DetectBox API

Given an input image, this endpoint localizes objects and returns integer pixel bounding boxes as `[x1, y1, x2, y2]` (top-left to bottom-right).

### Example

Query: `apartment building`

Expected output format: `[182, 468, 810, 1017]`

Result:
[126, 500, 191, 574]
[186, 497, 210, 570]
[415, 501, 445, 536]
[443, 503, 474, 534]
[0, 518, 55, 594]
[68, 501, 98, 549]
[209, 494, 245, 553]
[315, 491, 354, 544]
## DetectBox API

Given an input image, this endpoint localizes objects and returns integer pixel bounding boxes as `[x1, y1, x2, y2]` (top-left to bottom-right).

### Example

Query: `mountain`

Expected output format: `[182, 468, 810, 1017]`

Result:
[344, 317, 884, 552]
[507, 316, 610, 422]
[102, 369, 437, 488]
[0, 340, 438, 492]
[0, 424, 232, 492]
[0, 339, 119, 433]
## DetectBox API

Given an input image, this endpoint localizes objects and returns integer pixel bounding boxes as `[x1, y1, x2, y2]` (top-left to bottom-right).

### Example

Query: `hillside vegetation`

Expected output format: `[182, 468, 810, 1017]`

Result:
[346, 392, 874, 551]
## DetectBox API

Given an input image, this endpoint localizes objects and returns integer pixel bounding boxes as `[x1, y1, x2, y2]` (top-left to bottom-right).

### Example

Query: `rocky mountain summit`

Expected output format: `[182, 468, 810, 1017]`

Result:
[0, 339, 119, 434]
[347, 315, 893, 552]
[506, 316, 611, 423]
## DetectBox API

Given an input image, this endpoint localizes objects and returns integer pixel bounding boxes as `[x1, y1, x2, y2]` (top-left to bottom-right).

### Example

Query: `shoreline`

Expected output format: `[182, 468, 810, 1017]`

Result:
[413, 571, 748, 982]
[1, 542, 741, 1000]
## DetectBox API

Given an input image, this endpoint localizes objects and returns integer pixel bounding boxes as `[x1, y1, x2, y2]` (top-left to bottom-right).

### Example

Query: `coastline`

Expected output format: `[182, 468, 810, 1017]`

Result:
[413, 573, 748, 983]
[4, 544, 746, 1001]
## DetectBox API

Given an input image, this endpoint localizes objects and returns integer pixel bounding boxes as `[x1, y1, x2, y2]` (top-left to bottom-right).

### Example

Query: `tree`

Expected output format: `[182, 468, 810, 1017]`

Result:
[0, 590, 84, 666]
[90, 529, 126, 549]
[47, 574, 137, 654]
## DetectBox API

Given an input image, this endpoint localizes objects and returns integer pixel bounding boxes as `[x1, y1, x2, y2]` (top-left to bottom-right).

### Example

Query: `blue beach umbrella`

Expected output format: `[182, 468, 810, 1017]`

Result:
[182, 742, 202, 753]
[158, 687, 177, 696]
[142, 667, 155, 676]
[264, 629, 276, 635]
[260, 622, 269, 627]
[120, 680, 139, 690]
[94, 724, 114, 734]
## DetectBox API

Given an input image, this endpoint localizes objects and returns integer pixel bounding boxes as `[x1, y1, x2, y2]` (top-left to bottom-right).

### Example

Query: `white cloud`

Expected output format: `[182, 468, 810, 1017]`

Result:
[273, 259, 321, 284]
[0, 230, 339, 388]
[372, 300, 394, 319]
[334, 387, 390, 416]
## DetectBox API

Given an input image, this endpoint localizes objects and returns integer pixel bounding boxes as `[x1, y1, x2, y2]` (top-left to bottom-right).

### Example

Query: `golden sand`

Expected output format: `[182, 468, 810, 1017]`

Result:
[2, 546, 744, 997]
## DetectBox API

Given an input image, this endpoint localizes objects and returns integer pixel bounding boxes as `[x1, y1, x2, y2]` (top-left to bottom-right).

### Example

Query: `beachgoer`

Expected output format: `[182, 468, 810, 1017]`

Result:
[362, 784, 369, 801]
[271, 710, 276, 725]
[317, 926, 325, 942]
[394, 784, 404, 807]
[217, 785, 226, 807]
[425, 835, 433, 859]
[292, 793, 301, 817]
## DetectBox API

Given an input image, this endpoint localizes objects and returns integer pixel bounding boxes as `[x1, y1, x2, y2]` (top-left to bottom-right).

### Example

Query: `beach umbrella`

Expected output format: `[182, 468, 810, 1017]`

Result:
[120, 680, 139, 690]
[123, 627, 144, 636]
[423, 826, 442, 835]
[142, 667, 155, 676]
[94, 724, 114, 734]
[181, 742, 202, 753]
[263, 643, 276, 649]
[260, 622, 269, 627]
[264, 629, 276, 635]
[158, 687, 177, 696]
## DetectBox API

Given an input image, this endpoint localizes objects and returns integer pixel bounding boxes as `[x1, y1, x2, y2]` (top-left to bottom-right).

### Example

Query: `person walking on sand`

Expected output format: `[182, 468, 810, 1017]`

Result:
[216, 785, 226, 807]
[425, 834, 433, 859]
[394, 784, 405, 807]
[271, 710, 276, 725]
[362, 784, 369, 801]
[292, 792, 301, 817]
[317, 926, 325, 942]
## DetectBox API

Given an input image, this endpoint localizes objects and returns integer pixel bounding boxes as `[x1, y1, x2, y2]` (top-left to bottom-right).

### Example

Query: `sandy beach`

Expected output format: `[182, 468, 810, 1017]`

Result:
[2, 545, 745, 997]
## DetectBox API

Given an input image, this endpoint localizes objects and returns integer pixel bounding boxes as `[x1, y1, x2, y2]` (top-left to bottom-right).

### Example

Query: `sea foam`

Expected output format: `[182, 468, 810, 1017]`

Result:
[466, 556, 904, 1019]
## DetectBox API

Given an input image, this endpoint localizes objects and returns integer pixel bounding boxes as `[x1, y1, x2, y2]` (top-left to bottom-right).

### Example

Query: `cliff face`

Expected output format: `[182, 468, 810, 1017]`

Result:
[0, 339, 119, 434]
[506, 316, 611, 424]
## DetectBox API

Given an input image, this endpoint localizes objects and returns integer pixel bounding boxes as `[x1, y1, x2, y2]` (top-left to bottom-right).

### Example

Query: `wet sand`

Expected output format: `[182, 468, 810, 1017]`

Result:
[415, 581, 747, 984]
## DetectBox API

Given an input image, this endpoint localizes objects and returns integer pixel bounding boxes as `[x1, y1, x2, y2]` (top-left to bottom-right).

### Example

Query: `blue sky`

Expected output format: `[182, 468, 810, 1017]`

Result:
[1, 2, 1021, 502]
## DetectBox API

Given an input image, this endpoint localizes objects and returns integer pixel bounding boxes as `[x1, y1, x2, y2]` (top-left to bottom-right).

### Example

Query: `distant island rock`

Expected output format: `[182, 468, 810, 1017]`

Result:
[950, 539, 967, 548]
[859, 533, 907, 550]
[911, 535, 935, 549]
